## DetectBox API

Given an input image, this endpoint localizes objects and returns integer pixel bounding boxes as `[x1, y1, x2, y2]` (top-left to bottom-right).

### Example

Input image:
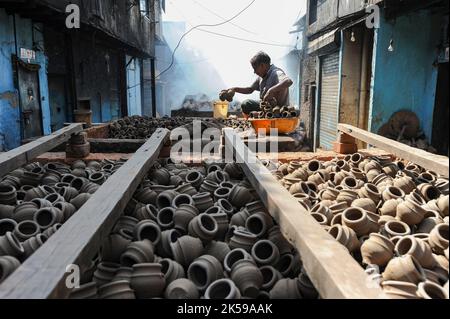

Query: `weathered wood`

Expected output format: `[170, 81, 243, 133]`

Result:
[0, 124, 83, 178]
[338, 124, 449, 178]
[0, 129, 170, 299]
[223, 128, 386, 299]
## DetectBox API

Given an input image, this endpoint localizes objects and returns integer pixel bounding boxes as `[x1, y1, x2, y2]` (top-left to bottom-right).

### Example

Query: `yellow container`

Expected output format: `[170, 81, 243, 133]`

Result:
[249, 118, 299, 135]
[213, 101, 229, 119]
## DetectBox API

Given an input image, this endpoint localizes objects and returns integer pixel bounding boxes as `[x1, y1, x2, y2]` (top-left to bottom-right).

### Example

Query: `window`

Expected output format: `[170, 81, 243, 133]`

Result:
[140, 0, 150, 17]
[309, 0, 318, 25]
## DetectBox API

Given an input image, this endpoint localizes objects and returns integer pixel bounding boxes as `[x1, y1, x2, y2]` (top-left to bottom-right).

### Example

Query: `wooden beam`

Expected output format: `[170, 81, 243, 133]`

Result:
[0, 129, 170, 299]
[0, 124, 83, 178]
[338, 124, 449, 178]
[223, 128, 386, 299]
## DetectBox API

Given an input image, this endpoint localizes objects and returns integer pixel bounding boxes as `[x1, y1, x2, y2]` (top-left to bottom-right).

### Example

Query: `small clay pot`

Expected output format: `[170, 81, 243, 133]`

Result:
[100, 234, 131, 263]
[0, 256, 21, 284]
[14, 202, 40, 223]
[360, 233, 395, 266]
[342, 207, 378, 237]
[199, 180, 219, 195]
[394, 176, 416, 194]
[245, 212, 274, 238]
[382, 220, 411, 238]
[192, 192, 214, 213]
[170, 236, 204, 268]
[275, 253, 302, 278]
[69, 282, 98, 299]
[204, 241, 231, 264]
[185, 171, 204, 189]
[336, 189, 359, 206]
[428, 223, 449, 255]
[204, 278, 241, 299]
[311, 203, 333, 224]
[268, 226, 293, 256]
[228, 185, 254, 209]
[0, 204, 15, 220]
[130, 263, 165, 299]
[174, 204, 199, 233]
[382, 186, 405, 201]
[417, 183, 441, 202]
[188, 255, 224, 291]
[133, 220, 161, 245]
[161, 258, 185, 285]
[381, 280, 419, 299]
[436, 195, 449, 218]
[164, 278, 199, 299]
[33, 207, 64, 230]
[0, 185, 17, 205]
[0, 219, 18, 237]
[213, 187, 232, 202]
[120, 239, 155, 267]
[251, 240, 280, 267]
[21, 233, 48, 260]
[150, 168, 171, 186]
[42, 223, 62, 239]
[70, 193, 92, 210]
[396, 198, 426, 226]
[175, 183, 198, 197]
[229, 228, 258, 253]
[132, 204, 158, 221]
[172, 194, 194, 209]
[328, 224, 360, 253]
[417, 281, 449, 299]
[13, 220, 40, 242]
[112, 267, 134, 282]
[230, 208, 251, 227]
[205, 207, 229, 241]
[260, 266, 282, 291]
[230, 259, 263, 298]
[113, 216, 139, 239]
[134, 188, 157, 205]
[223, 248, 253, 273]
[156, 229, 181, 258]
[188, 214, 219, 242]
[215, 199, 234, 216]
[395, 235, 436, 269]
[157, 190, 179, 209]
[383, 255, 426, 284]
[157, 207, 176, 230]
[298, 271, 318, 299]
[379, 199, 402, 217]
[93, 262, 120, 287]
[358, 183, 382, 205]
[351, 198, 377, 214]
[270, 278, 302, 299]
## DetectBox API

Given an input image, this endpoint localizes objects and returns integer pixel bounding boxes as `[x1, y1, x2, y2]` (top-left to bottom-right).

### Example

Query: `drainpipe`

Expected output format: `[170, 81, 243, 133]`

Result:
[358, 30, 370, 131]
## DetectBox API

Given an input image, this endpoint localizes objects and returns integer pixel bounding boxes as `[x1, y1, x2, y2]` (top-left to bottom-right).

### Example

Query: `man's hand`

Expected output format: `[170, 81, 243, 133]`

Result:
[219, 89, 235, 102]
[263, 88, 276, 104]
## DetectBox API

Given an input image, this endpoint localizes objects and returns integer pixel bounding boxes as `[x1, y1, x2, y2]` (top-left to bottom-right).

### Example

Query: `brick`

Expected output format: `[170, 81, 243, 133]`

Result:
[333, 141, 358, 154]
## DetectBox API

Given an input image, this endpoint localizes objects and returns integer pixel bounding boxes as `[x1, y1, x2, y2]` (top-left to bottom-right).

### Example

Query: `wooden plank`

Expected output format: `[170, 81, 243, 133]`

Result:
[223, 128, 386, 299]
[338, 124, 449, 178]
[0, 129, 170, 299]
[0, 124, 83, 178]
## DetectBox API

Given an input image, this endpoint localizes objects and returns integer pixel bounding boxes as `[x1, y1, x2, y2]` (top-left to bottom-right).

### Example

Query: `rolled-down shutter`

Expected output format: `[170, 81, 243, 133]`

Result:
[319, 52, 340, 150]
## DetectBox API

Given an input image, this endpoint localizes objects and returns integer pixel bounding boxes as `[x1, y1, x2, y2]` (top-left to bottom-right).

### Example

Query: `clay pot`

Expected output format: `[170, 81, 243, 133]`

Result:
[53, 202, 76, 223]
[379, 199, 401, 217]
[0, 185, 17, 205]
[20, 171, 42, 187]
[21, 233, 47, 260]
[381, 281, 419, 299]
[133, 204, 158, 221]
[13, 220, 40, 242]
[251, 240, 280, 267]
[161, 258, 185, 285]
[382, 186, 405, 201]
[268, 226, 293, 255]
[133, 220, 161, 245]
[383, 255, 426, 284]
[229, 228, 258, 253]
[0, 232, 24, 258]
[70, 193, 92, 210]
[245, 212, 274, 238]
[342, 208, 378, 237]
[204, 241, 231, 264]
[213, 187, 232, 202]
[172, 194, 194, 209]
[205, 207, 228, 241]
[360, 233, 395, 266]
[328, 224, 360, 253]
[192, 192, 214, 213]
[308, 172, 325, 186]
[260, 266, 282, 291]
[417, 281, 449, 299]
[351, 198, 377, 214]
[382, 220, 411, 238]
[428, 223, 449, 255]
[156, 229, 181, 258]
[151, 168, 171, 186]
[396, 198, 426, 226]
[215, 199, 234, 217]
[101, 234, 131, 263]
[223, 248, 253, 273]
[185, 171, 204, 189]
[204, 278, 241, 299]
[98, 280, 136, 299]
[69, 282, 98, 299]
[33, 207, 64, 230]
[120, 239, 155, 267]
[157, 190, 179, 209]
[187, 255, 224, 291]
[130, 263, 165, 299]
[170, 236, 204, 268]
[417, 183, 441, 202]
[0, 204, 15, 220]
[157, 207, 176, 230]
[224, 163, 243, 179]
[134, 188, 157, 205]
[298, 271, 318, 299]
[113, 216, 139, 239]
[112, 266, 134, 282]
[230, 208, 251, 227]
[12, 202, 38, 223]
[395, 236, 436, 269]
[175, 183, 198, 197]
[188, 214, 219, 242]
[319, 188, 339, 202]
[229, 259, 263, 298]
[0, 219, 17, 237]
[228, 185, 254, 209]
[174, 204, 199, 233]
[199, 180, 219, 195]
[24, 185, 54, 202]
[0, 256, 21, 283]
[358, 183, 381, 205]
[311, 213, 328, 226]
[165, 278, 199, 299]
[93, 262, 120, 287]
[307, 160, 322, 174]
[336, 189, 359, 206]
[270, 278, 302, 299]
[436, 195, 449, 217]
[275, 253, 302, 278]
[42, 223, 62, 238]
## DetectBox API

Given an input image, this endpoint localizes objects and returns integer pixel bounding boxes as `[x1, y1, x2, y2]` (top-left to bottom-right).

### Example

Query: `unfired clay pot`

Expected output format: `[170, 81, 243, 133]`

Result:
[204, 278, 241, 299]
[0, 255, 21, 283]
[342, 207, 378, 237]
[230, 259, 263, 298]
[170, 236, 204, 268]
[120, 239, 155, 267]
[428, 223, 449, 255]
[130, 263, 166, 299]
[164, 278, 200, 299]
[381, 220, 411, 238]
[417, 281, 449, 299]
[161, 258, 185, 285]
[383, 255, 426, 284]
[173, 204, 199, 233]
[328, 224, 360, 253]
[188, 255, 224, 291]
[395, 235, 436, 269]
[360, 233, 394, 266]
[188, 214, 219, 242]
[396, 198, 426, 226]
[269, 278, 302, 299]
[99, 280, 135, 299]
[251, 240, 280, 267]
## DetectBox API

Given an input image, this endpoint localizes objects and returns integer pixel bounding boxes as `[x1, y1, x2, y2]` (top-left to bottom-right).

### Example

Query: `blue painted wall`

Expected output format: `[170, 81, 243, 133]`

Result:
[369, 8, 442, 142]
[0, 9, 51, 150]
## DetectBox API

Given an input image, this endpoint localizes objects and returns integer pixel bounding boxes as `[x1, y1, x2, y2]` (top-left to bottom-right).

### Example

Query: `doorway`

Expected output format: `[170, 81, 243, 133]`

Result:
[432, 63, 449, 156]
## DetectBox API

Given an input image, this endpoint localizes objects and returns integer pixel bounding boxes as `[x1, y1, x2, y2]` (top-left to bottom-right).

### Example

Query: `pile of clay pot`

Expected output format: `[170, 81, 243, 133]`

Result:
[69, 160, 318, 299]
[273, 153, 449, 299]
[217, 118, 252, 131]
[0, 159, 125, 284]
[248, 103, 298, 120]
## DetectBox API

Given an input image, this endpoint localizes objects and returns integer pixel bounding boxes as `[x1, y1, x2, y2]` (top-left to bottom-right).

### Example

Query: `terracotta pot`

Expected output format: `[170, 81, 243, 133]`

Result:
[342, 207, 378, 237]
[268, 226, 293, 255]
[307, 172, 325, 186]
[188, 214, 219, 242]
[340, 176, 360, 190]
[70, 193, 92, 210]
[230, 259, 263, 298]
[112, 267, 134, 282]
[133, 220, 161, 245]
[204, 278, 241, 299]
[69, 282, 98, 299]
[0, 256, 21, 283]
[328, 224, 360, 253]
[351, 198, 377, 214]
[93, 262, 120, 287]
[187, 255, 224, 291]
[395, 235, 436, 269]
[290, 168, 308, 181]
[360, 233, 394, 266]
[150, 168, 171, 186]
[20, 171, 42, 187]
[383, 255, 426, 284]
[228, 185, 253, 209]
[245, 212, 274, 238]
[229, 228, 258, 253]
[161, 258, 185, 285]
[224, 163, 243, 179]
[42, 223, 62, 238]
[213, 187, 232, 202]
[428, 223, 449, 255]
[287, 161, 302, 174]
[185, 171, 204, 189]
[132, 204, 158, 222]
[336, 189, 359, 206]
[298, 271, 318, 299]
[382, 186, 405, 202]
[21, 233, 47, 260]
[378, 215, 396, 227]
[156, 229, 181, 258]
[204, 241, 231, 264]
[0, 218, 17, 237]
[275, 253, 302, 278]
[223, 248, 253, 273]
[396, 198, 426, 226]
[33, 207, 63, 230]
[0, 204, 15, 220]
[251, 240, 280, 267]
[270, 278, 302, 299]
[173, 204, 199, 234]
[156, 207, 176, 230]
[171, 236, 204, 268]
[205, 207, 228, 241]
[192, 192, 214, 213]
[101, 234, 131, 263]
[199, 180, 219, 195]
[120, 239, 154, 267]
[215, 199, 234, 217]
[130, 263, 165, 299]
[417, 184, 441, 202]
[113, 216, 139, 240]
[13, 220, 40, 242]
[0, 185, 17, 205]
[175, 183, 198, 197]
[171, 194, 194, 209]
[382, 220, 411, 238]
[260, 266, 282, 291]
[406, 191, 427, 206]
[164, 278, 200, 299]
[436, 195, 449, 217]
[417, 281, 449, 299]
[156, 190, 179, 209]
[381, 281, 419, 299]
[230, 208, 251, 228]
[12, 201, 38, 223]
[379, 199, 402, 217]
[133, 188, 157, 205]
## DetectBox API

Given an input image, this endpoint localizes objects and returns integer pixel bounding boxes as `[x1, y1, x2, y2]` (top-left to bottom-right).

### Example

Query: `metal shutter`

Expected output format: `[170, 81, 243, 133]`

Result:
[319, 52, 340, 150]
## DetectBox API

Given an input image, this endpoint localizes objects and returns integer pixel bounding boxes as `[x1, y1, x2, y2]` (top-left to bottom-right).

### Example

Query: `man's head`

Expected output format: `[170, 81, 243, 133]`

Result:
[250, 51, 271, 78]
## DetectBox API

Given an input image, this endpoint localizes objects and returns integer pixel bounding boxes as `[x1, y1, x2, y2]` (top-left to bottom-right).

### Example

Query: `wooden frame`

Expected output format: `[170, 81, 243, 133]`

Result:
[338, 124, 449, 178]
[223, 128, 385, 299]
[0, 129, 170, 299]
[0, 124, 83, 178]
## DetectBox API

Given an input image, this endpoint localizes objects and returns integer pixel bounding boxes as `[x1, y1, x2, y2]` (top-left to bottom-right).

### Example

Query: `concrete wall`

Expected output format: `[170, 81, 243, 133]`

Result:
[0, 9, 50, 150]
[300, 54, 317, 144]
[369, 8, 442, 141]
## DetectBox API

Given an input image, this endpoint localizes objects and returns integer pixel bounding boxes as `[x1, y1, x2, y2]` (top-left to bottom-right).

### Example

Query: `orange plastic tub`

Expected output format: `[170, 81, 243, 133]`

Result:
[249, 118, 299, 135]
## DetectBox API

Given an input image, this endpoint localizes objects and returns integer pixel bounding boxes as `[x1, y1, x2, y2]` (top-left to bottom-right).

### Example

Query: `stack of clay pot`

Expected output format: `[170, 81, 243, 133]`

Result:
[248, 103, 299, 120]
[0, 159, 123, 284]
[70, 160, 317, 299]
[274, 153, 449, 299]
[218, 118, 252, 131]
